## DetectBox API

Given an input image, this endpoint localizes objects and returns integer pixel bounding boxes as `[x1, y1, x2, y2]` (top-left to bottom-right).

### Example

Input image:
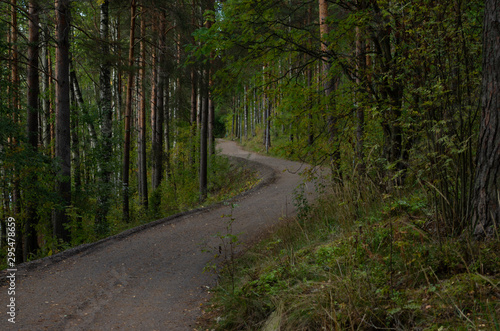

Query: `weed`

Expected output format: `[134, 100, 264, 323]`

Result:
[202, 203, 242, 293]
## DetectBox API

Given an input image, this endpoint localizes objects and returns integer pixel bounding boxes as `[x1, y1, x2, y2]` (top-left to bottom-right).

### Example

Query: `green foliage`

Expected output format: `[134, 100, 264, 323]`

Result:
[201, 180, 500, 330]
[203, 203, 243, 293]
[197, 0, 484, 242]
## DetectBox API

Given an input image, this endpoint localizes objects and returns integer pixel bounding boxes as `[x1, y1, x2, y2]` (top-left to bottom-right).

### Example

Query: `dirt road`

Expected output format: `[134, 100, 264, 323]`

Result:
[0, 140, 318, 330]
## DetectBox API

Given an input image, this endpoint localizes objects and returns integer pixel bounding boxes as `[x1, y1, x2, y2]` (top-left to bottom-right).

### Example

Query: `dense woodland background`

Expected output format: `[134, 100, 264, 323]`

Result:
[0, 0, 498, 272]
[1, 0, 499, 328]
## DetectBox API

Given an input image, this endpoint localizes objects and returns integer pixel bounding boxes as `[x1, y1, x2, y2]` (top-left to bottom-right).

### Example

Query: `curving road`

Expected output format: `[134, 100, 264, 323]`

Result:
[0, 140, 318, 330]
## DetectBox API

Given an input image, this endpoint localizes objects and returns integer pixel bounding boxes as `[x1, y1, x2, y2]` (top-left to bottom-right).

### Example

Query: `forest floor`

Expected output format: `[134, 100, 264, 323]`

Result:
[0, 139, 320, 330]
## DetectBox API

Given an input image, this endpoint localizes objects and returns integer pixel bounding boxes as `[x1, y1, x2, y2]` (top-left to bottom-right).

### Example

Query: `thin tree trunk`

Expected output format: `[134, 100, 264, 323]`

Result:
[164, 77, 171, 180]
[49, 55, 55, 158]
[152, 10, 166, 191]
[70, 78, 81, 192]
[190, 67, 198, 164]
[138, 6, 148, 209]
[244, 85, 248, 140]
[208, 73, 215, 155]
[53, 0, 72, 243]
[355, 26, 366, 174]
[70, 67, 98, 146]
[200, 68, 208, 202]
[122, 0, 137, 222]
[252, 87, 256, 135]
[41, 22, 51, 149]
[265, 94, 271, 152]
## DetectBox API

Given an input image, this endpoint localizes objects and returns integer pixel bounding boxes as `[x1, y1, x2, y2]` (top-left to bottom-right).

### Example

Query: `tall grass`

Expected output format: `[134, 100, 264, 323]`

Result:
[200, 176, 500, 330]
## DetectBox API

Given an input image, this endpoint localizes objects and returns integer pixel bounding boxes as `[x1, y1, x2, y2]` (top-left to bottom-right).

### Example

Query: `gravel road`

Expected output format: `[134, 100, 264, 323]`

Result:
[0, 140, 319, 330]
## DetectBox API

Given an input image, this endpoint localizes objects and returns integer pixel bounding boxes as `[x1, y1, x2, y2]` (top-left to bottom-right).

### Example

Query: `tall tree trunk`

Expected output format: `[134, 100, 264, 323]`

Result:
[200, 68, 208, 202]
[355, 26, 366, 174]
[25, 0, 40, 259]
[95, 0, 112, 235]
[208, 73, 215, 155]
[122, 0, 137, 222]
[206, 0, 215, 155]
[138, 6, 148, 209]
[190, 67, 198, 164]
[70, 67, 97, 146]
[152, 10, 166, 192]
[262, 66, 271, 151]
[53, 0, 71, 243]
[41, 22, 51, 149]
[472, 0, 500, 238]
[70, 79, 81, 192]
[10, 1, 22, 256]
[49, 55, 55, 158]
[164, 77, 171, 180]
[244, 85, 248, 140]
[252, 87, 256, 136]
[265, 93, 271, 152]
[319, 0, 340, 175]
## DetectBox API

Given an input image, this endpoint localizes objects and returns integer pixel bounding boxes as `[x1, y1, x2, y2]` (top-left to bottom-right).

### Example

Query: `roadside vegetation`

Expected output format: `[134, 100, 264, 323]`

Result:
[194, 0, 500, 328]
[0, 152, 258, 268]
[199, 160, 499, 330]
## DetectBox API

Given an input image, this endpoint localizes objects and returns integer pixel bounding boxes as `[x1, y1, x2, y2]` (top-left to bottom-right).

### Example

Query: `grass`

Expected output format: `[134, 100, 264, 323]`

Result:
[197, 175, 500, 330]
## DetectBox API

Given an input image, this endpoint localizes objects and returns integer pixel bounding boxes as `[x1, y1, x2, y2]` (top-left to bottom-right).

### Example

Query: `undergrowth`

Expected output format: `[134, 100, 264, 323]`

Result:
[198, 177, 500, 330]
[0, 153, 259, 267]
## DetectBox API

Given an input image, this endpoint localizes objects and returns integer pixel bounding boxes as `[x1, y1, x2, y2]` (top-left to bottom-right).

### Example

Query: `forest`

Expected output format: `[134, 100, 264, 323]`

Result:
[0, 0, 499, 328]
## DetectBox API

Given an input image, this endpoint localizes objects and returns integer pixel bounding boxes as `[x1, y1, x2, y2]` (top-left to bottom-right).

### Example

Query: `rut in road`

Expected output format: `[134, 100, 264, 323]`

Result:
[0, 140, 319, 331]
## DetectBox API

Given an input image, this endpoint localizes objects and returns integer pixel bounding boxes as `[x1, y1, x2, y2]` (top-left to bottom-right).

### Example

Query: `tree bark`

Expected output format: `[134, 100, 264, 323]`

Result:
[319, 0, 340, 175]
[207, 0, 215, 156]
[152, 10, 166, 191]
[122, 0, 137, 222]
[41, 22, 51, 149]
[10, 1, 22, 258]
[244, 85, 248, 140]
[164, 77, 171, 180]
[190, 67, 198, 165]
[200, 68, 208, 202]
[355, 26, 366, 174]
[208, 72, 215, 155]
[25, 0, 40, 258]
[95, 0, 112, 235]
[138, 6, 148, 209]
[472, 0, 500, 238]
[53, 0, 72, 243]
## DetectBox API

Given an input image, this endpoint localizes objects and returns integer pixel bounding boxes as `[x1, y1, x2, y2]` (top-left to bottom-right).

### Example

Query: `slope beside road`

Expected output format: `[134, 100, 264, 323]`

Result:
[0, 140, 319, 330]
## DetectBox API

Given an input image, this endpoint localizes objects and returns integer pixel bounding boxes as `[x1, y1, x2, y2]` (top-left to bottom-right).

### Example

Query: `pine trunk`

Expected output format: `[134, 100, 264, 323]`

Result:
[25, 0, 40, 258]
[53, 0, 71, 243]
[200, 68, 208, 202]
[122, 0, 137, 222]
[152, 10, 166, 191]
[138, 8, 148, 209]
[472, 0, 500, 238]
[96, 0, 112, 235]
[319, 0, 340, 174]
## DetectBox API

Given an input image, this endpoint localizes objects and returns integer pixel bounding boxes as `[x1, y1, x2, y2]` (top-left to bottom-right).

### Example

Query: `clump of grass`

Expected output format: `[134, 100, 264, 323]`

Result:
[199, 178, 500, 330]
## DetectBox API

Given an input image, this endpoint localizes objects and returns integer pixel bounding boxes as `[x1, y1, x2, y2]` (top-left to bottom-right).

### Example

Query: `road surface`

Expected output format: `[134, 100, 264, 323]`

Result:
[0, 140, 319, 330]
